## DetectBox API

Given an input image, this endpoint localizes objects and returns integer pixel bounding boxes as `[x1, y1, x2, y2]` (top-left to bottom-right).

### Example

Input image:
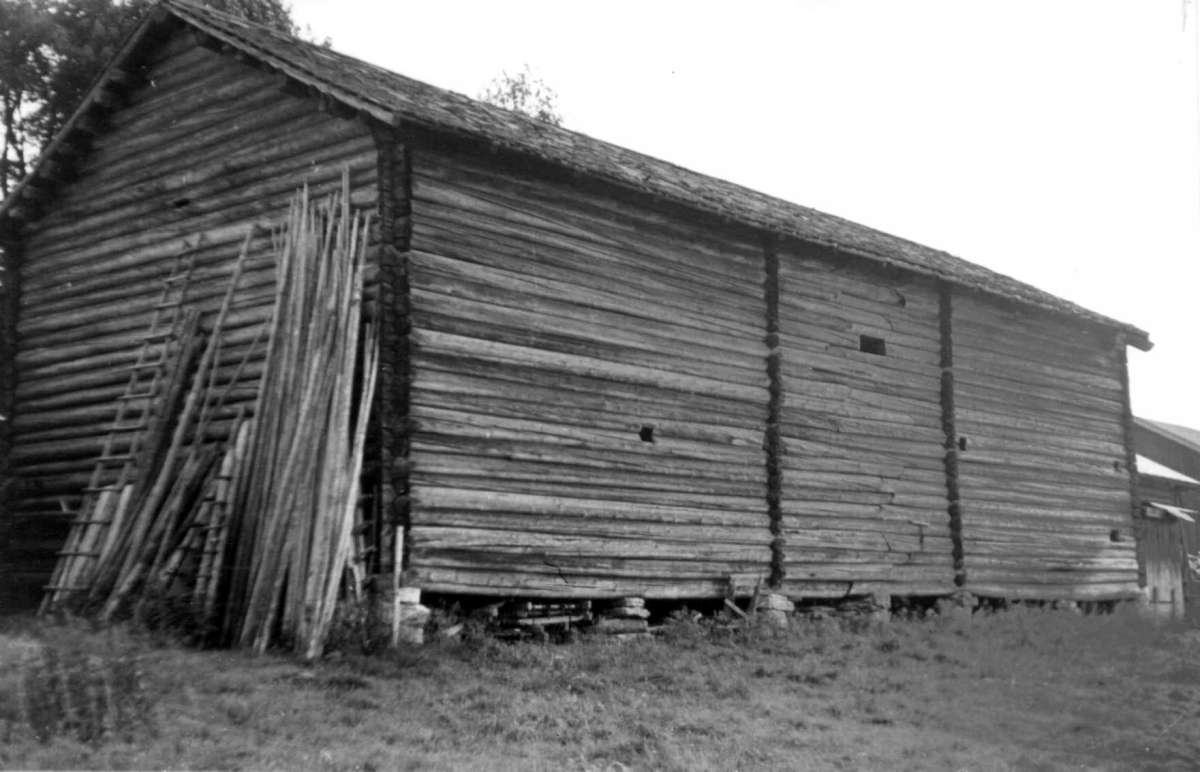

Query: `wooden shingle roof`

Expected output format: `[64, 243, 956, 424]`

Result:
[0, 0, 1153, 350]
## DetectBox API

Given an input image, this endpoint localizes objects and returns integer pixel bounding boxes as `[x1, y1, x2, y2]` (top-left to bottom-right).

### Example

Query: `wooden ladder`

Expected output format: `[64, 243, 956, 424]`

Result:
[40, 240, 201, 612]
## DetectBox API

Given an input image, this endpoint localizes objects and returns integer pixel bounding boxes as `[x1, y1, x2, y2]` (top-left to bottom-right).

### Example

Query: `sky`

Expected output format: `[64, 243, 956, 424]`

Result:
[290, 0, 1200, 429]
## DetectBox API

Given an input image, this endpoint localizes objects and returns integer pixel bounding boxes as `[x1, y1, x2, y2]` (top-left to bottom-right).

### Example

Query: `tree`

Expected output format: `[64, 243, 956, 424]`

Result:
[0, 0, 56, 197]
[479, 64, 563, 126]
[0, 0, 298, 197]
[202, 0, 293, 33]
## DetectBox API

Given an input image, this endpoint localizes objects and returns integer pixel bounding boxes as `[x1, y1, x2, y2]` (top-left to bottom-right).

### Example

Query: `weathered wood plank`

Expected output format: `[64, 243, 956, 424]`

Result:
[8, 36, 377, 586]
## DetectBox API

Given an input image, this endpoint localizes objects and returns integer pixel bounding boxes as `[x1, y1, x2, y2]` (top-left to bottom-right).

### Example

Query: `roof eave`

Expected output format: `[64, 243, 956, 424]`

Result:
[165, 0, 395, 126]
[0, 0, 1160, 353]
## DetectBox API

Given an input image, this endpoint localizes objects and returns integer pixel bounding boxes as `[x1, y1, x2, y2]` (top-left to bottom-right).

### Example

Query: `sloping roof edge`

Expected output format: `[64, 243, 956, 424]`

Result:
[1136, 418, 1200, 481]
[1143, 501, 1197, 522]
[0, 0, 1152, 351]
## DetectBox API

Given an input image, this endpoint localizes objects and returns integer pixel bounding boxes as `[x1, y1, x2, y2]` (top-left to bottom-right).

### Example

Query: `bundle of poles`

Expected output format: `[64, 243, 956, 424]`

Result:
[42, 173, 378, 659]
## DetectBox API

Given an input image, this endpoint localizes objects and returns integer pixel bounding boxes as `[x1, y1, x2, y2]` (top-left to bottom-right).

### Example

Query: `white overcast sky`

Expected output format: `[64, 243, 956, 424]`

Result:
[291, 0, 1200, 429]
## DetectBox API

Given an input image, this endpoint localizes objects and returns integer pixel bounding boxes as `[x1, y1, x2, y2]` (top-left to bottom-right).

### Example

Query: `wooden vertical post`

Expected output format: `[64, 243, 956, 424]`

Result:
[762, 237, 785, 588]
[1115, 335, 1143, 587]
[938, 283, 965, 587]
[371, 124, 413, 587]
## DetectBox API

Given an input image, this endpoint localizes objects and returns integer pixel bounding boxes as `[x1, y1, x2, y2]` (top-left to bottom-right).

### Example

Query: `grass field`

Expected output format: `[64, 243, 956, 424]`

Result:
[2, 604, 1199, 771]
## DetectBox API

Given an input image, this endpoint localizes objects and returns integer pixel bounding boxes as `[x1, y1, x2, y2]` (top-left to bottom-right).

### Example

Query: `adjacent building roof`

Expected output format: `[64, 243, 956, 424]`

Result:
[0, 0, 1153, 350]
[1136, 418, 1200, 483]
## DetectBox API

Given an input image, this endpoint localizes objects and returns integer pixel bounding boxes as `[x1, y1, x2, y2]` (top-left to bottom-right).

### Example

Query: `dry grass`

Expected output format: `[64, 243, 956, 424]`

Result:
[2, 605, 1198, 771]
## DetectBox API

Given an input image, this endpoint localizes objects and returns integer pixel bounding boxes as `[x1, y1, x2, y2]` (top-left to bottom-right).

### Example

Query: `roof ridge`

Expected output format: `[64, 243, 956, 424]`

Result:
[0, 0, 1154, 350]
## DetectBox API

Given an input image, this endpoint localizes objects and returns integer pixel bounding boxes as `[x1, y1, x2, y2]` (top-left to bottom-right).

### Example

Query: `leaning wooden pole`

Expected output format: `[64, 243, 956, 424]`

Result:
[219, 171, 377, 657]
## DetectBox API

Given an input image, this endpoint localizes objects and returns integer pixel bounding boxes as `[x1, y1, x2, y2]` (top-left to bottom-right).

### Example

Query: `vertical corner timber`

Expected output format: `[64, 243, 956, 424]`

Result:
[1115, 336, 1143, 587]
[763, 236, 785, 588]
[938, 283, 965, 587]
[372, 125, 413, 579]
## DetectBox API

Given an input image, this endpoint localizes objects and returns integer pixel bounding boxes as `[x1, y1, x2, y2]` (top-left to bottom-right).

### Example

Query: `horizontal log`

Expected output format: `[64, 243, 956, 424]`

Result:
[410, 276, 764, 360]
[953, 301, 1116, 356]
[413, 419, 762, 464]
[779, 252, 940, 308]
[412, 443, 764, 486]
[411, 191, 764, 304]
[780, 413, 943, 444]
[411, 567, 749, 600]
[414, 145, 764, 270]
[410, 550, 769, 579]
[411, 224, 762, 335]
[25, 147, 376, 279]
[413, 175, 764, 293]
[781, 579, 954, 598]
[953, 370, 1123, 418]
[412, 310, 764, 387]
[420, 512, 769, 543]
[413, 526, 770, 562]
[783, 432, 947, 464]
[781, 563, 949, 583]
[411, 248, 763, 341]
[962, 582, 1140, 601]
[782, 346, 942, 383]
[412, 360, 766, 430]
[412, 486, 767, 524]
[412, 459, 766, 498]
[412, 329, 766, 401]
[957, 469, 1130, 501]
[410, 473, 765, 509]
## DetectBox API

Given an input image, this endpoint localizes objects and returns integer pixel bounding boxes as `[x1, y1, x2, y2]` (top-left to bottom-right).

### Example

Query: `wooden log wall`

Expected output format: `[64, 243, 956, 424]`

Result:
[0, 236, 20, 611]
[1, 21, 1148, 607]
[952, 295, 1139, 600]
[776, 245, 956, 598]
[405, 141, 773, 598]
[5, 33, 377, 606]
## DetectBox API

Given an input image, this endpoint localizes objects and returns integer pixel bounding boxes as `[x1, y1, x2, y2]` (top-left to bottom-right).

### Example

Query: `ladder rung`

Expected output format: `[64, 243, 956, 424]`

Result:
[211, 387, 258, 397]
[143, 329, 177, 342]
[96, 454, 136, 464]
[109, 419, 150, 430]
[124, 360, 166, 372]
[116, 392, 155, 401]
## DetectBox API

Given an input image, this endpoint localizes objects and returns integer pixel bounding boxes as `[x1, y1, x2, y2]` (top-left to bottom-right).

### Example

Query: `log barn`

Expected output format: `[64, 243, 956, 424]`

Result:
[0, 1, 1154, 611]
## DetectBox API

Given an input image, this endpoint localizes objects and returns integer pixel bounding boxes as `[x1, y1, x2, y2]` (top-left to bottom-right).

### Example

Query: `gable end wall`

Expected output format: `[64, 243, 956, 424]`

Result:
[2, 33, 377, 609]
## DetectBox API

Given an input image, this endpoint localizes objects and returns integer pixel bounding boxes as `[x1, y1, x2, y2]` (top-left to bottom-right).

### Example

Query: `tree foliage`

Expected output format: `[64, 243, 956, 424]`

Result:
[1, 0, 57, 196]
[0, 0, 298, 197]
[479, 64, 562, 126]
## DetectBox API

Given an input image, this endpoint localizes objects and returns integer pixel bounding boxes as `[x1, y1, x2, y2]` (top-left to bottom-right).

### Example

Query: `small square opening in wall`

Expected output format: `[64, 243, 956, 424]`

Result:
[639, 425, 655, 443]
[859, 335, 887, 356]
